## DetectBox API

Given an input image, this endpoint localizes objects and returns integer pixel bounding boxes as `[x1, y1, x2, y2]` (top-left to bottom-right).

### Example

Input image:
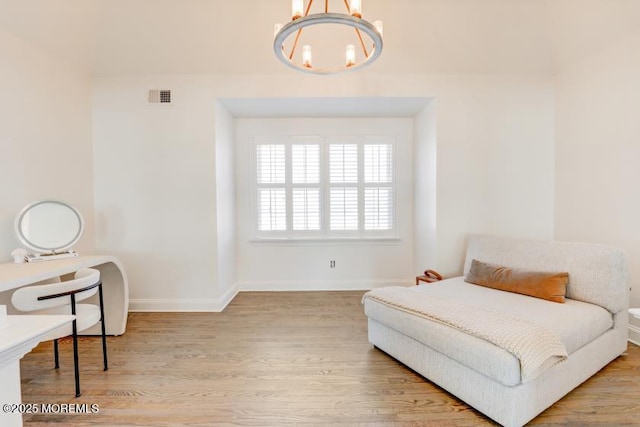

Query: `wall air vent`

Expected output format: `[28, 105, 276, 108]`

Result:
[148, 89, 171, 104]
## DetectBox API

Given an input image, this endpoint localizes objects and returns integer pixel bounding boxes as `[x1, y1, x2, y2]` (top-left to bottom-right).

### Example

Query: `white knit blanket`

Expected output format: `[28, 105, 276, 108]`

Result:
[363, 286, 568, 383]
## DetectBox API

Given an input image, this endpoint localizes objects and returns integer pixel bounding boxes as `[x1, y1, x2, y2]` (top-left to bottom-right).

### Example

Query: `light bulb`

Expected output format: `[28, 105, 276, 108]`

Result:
[302, 45, 312, 68]
[349, 0, 362, 18]
[292, 0, 304, 20]
[346, 45, 356, 67]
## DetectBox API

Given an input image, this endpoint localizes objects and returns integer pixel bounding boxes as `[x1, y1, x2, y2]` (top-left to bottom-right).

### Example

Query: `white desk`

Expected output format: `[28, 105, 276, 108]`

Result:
[0, 315, 75, 427]
[0, 256, 129, 335]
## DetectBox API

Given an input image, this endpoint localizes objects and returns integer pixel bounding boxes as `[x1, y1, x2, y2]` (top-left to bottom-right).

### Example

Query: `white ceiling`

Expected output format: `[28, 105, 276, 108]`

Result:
[0, 0, 638, 77]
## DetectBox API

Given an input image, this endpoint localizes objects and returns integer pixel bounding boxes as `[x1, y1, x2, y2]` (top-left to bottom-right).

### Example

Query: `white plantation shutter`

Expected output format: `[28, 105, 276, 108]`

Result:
[256, 144, 287, 231]
[364, 187, 393, 230]
[256, 145, 285, 184]
[329, 143, 359, 232]
[291, 142, 321, 231]
[292, 188, 320, 230]
[255, 136, 395, 238]
[364, 143, 394, 231]
[364, 144, 393, 183]
[292, 144, 320, 184]
[257, 188, 286, 231]
[329, 144, 358, 183]
[330, 187, 358, 230]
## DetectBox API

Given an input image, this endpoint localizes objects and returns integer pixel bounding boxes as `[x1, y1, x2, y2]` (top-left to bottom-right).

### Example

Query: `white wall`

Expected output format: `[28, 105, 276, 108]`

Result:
[214, 102, 238, 304]
[554, 33, 640, 338]
[92, 76, 221, 311]
[92, 72, 555, 306]
[432, 76, 556, 274]
[0, 26, 94, 260]
[413, 101, 437, 274]
[234, 118, 414, 290]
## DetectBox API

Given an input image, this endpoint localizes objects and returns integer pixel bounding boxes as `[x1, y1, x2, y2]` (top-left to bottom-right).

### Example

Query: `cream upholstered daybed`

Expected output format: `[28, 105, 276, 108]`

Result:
[363, 235, 629, 427]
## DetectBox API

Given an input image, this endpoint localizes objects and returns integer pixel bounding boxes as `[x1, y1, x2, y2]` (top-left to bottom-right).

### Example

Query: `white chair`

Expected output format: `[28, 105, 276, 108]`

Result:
[11, 268, 108, 397]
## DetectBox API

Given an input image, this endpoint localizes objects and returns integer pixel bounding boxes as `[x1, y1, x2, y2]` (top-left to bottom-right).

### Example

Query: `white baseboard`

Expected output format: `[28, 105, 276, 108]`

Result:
[129, 284, 239, 312]
[128, 280, 410, 311]
[238, 279, 412, 292]
[628, 324, 640, 346]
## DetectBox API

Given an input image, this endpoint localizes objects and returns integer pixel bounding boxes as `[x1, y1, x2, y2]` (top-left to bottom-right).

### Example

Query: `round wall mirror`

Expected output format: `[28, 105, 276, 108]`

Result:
[14, 200, 85, 253]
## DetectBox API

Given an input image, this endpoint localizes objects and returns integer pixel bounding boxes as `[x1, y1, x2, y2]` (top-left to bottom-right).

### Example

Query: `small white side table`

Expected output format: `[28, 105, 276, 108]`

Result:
[0, 315, 74, 427]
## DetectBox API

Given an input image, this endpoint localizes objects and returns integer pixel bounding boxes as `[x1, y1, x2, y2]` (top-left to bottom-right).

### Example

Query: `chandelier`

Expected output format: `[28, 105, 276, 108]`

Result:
[273, 0, 383, 74]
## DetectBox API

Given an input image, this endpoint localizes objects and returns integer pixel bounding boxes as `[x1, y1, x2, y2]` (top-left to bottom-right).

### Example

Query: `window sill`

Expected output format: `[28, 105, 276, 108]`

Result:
[249, 237, 401, 246]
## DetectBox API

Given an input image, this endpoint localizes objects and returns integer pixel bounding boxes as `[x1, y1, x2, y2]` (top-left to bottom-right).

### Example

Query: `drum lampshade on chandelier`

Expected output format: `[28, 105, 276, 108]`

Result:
[273, 0, 383, 74]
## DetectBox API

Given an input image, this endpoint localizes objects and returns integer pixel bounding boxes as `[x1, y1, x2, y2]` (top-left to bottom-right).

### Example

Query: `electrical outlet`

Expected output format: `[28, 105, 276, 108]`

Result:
[330, 260, 336, 268]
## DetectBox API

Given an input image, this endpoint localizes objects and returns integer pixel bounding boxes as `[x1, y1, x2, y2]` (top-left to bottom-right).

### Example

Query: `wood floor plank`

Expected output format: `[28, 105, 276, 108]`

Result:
[19, 291, 640, 426]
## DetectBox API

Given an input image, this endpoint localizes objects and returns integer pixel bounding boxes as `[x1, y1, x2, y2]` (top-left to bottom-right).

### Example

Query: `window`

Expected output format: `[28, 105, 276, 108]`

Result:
[255, 135, 395, 239]
[363, 143, 393, 231]
[256, 144, 286, 231]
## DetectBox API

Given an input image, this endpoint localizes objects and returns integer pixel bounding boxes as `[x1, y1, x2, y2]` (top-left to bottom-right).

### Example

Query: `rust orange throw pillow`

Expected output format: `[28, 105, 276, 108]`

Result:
[465, 259, 568, 303]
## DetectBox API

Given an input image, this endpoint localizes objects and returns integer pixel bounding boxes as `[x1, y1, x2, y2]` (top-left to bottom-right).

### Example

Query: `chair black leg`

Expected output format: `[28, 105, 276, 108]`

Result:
[53, 339, 59, 369]
[98, 283, 108, 371]
[71, 294, 81, 398]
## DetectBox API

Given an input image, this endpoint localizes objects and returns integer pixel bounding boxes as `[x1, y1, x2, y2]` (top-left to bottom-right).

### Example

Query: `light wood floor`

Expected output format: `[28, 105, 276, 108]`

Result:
[20, 291, 640, 426]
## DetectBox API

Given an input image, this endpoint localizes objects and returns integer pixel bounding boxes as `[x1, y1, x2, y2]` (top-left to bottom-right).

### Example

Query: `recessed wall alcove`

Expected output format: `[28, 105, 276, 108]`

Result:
[215, 97, 437, 292]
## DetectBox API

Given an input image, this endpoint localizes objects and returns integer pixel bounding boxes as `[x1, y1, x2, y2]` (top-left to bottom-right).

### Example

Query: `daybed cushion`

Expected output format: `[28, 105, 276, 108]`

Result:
[363, 277, 613, 387]
[465, 258, 568, 303]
